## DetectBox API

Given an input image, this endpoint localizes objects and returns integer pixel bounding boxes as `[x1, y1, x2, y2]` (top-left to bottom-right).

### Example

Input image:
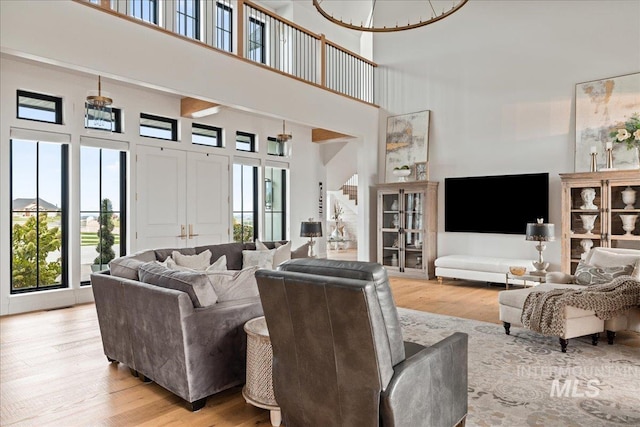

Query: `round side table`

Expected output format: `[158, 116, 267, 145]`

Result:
[243, 316, 281, 427]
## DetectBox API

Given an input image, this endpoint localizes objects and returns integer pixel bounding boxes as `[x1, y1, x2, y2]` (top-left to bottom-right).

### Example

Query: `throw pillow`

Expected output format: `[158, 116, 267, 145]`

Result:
[206, 266, 260, 302]
[243, 249, 275, 269]
[172, 249, 212, 270]
[588, 250, 640, 281]
[574, 261, 635, 286]
[138, 262, 218, 307]
[256, 239, 291, 268]
[109, 249, 157, 280]
[164, 254, 228, 272]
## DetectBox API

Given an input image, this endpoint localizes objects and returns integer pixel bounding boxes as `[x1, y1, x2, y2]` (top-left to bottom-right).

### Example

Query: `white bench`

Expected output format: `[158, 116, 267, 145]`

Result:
[434, 254, 536, 287]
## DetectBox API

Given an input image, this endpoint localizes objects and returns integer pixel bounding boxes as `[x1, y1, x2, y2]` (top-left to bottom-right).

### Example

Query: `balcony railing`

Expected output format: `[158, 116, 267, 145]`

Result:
[81, 0, 377, 105]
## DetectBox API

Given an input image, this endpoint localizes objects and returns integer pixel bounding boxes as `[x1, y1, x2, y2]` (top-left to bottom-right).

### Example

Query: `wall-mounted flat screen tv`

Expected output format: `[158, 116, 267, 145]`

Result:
[445, 172, 549, 234]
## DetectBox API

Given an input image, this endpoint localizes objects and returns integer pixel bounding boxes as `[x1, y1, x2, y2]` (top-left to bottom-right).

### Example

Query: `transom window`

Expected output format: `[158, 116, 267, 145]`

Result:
[139, 113, 178, 141]
[236, 131, 256, 152]
[176, 0, 200, 39]
[130, 0, 158, 24]
[216, 2, 233, 52]
[192, 123, 223, 147]
[17, 90, 63, 124]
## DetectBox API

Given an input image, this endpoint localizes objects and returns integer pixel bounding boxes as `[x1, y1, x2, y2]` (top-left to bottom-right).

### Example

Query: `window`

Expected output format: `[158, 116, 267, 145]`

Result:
[176, 0, 200, 39]
[85, 105, 122, 133]
[130, 0, 158, 24]
[233, 163, 258, 243]
[140, 113, 178, 141]
[264, 166, 288, 241]
[236, 131, 255, 152]
[130, 0, 158, 23]
[10, 139, 68, 293]
[248, 17, 265, 64]
[17, 90, 63, 124]
[80, 146, 127, 284]
[216, 2, 233, 52]
[192, 123, 222, 147]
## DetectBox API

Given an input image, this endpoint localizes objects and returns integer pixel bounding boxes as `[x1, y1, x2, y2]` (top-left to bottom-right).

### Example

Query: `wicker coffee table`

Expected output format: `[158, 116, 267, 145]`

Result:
[243, 316, 281, 426]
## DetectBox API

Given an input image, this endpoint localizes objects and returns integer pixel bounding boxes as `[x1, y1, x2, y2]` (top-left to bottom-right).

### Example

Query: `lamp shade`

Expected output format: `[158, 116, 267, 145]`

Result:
[300, 221, 322, 238]
[526, 219, 555, 242]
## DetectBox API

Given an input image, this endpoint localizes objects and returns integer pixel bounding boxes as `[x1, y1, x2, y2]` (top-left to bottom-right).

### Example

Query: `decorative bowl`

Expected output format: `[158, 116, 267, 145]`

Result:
[509, 266, 527, 276]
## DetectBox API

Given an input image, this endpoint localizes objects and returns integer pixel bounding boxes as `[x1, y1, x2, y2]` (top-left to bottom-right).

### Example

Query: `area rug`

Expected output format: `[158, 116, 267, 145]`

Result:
[398, 308, 640, 427]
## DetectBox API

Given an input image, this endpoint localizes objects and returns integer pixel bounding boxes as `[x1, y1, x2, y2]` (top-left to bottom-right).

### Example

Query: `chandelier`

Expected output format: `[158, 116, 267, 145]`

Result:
[313, 0, 469, 33]
[86, 76, 113, 131]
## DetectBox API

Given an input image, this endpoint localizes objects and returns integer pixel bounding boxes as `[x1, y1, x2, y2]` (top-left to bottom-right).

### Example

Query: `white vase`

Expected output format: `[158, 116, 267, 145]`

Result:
[580, 214, 597, 235]
[622, 186, 637, 210]
[620, 214, 638, 236]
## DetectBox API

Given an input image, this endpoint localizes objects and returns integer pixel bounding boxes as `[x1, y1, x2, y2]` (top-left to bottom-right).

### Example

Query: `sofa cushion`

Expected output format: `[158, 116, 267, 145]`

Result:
[138, 262, 218, 308]
[109, 249, 157, 280]
[155, 247, 196, 262]
[206, 266, 260, 302]
[243, 249, 275, 269]
[574, 261, 635, 286]
[172, 249, 212, 270]
[196, 242, 246, 270]
[256, 239, 291, 268]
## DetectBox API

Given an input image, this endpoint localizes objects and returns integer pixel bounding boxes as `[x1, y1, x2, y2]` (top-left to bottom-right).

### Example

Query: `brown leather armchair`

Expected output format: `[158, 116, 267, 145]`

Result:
[255, 258, 468, 427]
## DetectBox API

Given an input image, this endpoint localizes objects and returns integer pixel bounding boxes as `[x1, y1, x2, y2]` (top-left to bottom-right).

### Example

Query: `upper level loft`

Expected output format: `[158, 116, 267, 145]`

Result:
[80, 0, 377, 106]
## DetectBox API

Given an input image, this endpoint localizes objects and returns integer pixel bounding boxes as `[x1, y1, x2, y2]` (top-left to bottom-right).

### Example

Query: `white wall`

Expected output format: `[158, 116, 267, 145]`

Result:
[374, 0, 640, 271]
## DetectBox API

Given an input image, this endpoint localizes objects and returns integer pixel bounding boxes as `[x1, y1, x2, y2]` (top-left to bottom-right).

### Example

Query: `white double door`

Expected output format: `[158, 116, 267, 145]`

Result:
[136, 145, 229, 250]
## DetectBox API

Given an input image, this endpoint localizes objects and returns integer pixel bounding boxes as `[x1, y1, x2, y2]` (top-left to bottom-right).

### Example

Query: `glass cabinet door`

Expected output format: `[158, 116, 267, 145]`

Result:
[608, 182, 640, 247]
[403, 191, 424, 270]
[381, 192, 400, 269]
[569, 184, 603, 268]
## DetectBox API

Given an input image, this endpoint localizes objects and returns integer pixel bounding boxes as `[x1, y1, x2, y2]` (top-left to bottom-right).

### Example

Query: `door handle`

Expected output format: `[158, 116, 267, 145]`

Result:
[177, 225, 187, 240]
[189, 224, 199, 239]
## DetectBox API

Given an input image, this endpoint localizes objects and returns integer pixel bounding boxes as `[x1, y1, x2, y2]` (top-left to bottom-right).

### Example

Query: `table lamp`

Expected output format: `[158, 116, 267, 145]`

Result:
[526, 218, 555, 276]
[300, 219, 322, 257]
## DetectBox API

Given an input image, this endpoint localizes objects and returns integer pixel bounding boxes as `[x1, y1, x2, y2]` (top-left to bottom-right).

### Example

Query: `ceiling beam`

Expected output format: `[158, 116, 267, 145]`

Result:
[181, 97, 222, 118]
[312, 128, 354, 143]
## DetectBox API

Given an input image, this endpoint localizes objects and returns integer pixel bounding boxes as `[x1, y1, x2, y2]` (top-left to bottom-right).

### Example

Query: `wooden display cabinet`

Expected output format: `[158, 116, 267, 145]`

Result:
[560, 170, 640, 274]
[376, 181, 438, 279]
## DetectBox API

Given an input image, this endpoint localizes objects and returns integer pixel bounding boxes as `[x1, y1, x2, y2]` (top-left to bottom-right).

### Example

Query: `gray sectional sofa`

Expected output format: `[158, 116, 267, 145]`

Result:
[91, 241, 308, 411]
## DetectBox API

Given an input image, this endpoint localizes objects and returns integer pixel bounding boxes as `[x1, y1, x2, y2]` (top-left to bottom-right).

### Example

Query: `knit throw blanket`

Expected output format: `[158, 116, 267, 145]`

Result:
[521, 276, 640, 337]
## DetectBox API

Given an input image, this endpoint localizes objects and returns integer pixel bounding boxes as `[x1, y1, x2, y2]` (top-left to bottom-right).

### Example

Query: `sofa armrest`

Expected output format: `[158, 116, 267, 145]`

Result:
[380, 332, 468, 427]
[546, 271, 574, 284]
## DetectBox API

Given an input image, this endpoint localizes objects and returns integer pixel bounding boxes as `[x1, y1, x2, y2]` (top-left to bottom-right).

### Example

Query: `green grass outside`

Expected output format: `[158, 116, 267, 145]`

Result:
[81, 232, 120, 246]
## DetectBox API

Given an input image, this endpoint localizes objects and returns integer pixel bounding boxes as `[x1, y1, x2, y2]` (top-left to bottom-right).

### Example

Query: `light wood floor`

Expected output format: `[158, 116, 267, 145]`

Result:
[1, 277, 638, 426]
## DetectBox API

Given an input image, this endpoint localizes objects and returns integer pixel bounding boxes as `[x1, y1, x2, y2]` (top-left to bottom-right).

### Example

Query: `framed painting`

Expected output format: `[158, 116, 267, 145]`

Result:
[414, 161, 428, 181]
[575, 72, 640, 172]
[385, 110, 430, 183]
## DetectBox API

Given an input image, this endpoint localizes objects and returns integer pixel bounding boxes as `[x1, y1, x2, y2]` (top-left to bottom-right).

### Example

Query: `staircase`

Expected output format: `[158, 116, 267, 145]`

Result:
[341, 174, 358, 205]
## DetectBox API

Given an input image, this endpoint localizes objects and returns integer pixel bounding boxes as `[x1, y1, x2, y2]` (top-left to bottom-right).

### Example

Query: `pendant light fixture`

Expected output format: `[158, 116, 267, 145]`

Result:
[86, 76, 113, 131]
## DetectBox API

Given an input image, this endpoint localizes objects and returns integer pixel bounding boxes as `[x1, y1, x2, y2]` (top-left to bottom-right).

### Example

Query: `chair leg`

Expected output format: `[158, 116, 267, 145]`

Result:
[129, 368, 139, 377]
[455, 415, 467, 427]
[559, 338, 568, 353]
[591, 333, 600, 346]
[503, 322, 511, 335]
[607, 330, 616, 345]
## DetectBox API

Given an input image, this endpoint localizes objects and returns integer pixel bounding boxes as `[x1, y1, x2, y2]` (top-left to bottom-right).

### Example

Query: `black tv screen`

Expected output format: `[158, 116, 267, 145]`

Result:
[445, 173, 549, 234]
